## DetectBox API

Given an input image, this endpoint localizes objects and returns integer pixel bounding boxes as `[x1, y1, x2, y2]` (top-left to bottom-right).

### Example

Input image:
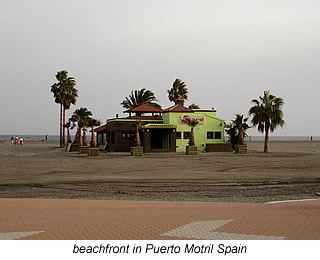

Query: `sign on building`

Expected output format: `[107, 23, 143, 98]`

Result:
[181, 115, 204, 124]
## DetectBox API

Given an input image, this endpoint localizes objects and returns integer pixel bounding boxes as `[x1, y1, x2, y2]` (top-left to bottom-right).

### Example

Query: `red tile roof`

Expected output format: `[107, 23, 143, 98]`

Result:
[94, 125, 107, 132]
[124, 104, 163, 113]
[163, 104, 193, 112]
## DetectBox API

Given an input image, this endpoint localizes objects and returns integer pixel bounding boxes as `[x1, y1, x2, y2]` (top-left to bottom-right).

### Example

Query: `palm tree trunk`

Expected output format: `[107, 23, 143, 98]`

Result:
[82, 129, 88, 146]
[73, 128, 80, 144]
[239, 128, 244, 145]
[264, 126, 269, 153]
[135, 125, 141, 147]
[67, 129, 72, 143]
[63, 106, 66, 146]
[189, 127, 195, 146]
[59, 103, 63, 148]
[90, 127, 96, 147]
[79, 128, 82, 145]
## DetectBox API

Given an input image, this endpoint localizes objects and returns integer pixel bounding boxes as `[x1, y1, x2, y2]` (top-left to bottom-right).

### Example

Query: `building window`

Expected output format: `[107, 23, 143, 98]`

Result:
[207, 131, 214, 139]
[214, 131, 221, 139]
[207, 131, 222, 139]
[176, 131, 181, 139]
[183, 131, 190, 139]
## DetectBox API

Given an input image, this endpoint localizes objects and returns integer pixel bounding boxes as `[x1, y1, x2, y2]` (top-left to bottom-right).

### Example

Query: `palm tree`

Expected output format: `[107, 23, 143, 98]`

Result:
[121, 88, 160, 109]
[186, 119, 199, 146]
[167, 79, 189, 104]
[189, 103, 200, 109]
[226, 114, 250, 149]
[249, 90, 285, 152]
[62, 85, 78, 146]
[88, 118, 101, 148]
[50, 70, 78, 147]
[69, 107, 92, 145]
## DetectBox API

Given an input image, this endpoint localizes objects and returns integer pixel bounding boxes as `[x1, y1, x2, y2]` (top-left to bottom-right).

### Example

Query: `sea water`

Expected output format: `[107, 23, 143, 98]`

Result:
[0, 135, 60, 141]
[244, 136, 320, 141]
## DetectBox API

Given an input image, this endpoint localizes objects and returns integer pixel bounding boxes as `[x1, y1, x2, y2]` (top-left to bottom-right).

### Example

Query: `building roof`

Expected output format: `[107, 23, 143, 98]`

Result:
[94, 125, 107, 132]
[163, 104, 194, 112]
[124, 104, 163, 113]
[128, 115, 163, 120]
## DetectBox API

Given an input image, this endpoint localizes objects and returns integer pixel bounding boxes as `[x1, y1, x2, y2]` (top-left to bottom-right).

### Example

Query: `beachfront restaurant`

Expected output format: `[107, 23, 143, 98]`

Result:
[100, 98, 228, 153]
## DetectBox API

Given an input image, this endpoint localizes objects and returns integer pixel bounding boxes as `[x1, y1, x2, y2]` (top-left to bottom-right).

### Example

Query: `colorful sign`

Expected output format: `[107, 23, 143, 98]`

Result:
[181, 115, 204, 124]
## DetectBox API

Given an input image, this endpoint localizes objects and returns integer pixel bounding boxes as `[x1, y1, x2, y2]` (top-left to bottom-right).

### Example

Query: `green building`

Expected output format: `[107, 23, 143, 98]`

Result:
[162, 98, 225, 152]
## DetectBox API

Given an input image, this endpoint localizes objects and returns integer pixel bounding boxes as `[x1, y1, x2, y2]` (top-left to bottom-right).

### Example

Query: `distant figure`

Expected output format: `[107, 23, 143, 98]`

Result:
[311, 136, 313, 141]
[14, 136, 19, 146]
[45, 135, 48, 141]
[20, 137, 23, 146]
[11, 136, 14, 144]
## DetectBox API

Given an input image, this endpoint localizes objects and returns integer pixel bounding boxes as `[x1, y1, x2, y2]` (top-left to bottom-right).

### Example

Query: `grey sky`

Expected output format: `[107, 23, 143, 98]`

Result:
[1, 0, 319, 136]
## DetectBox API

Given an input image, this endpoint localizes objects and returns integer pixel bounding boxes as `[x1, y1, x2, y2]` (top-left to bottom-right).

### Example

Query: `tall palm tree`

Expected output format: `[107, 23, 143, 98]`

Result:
[167, 79, 189, 104]
[50, 70, 78, 147]
[249, 90, 285, 152]
[121, 88, 160, 109]
[62, 85, 78, 145]
[226, 114, 250, 149]
[69, 107, 92, 145]
[88, 118, 101, 148]
[186, 119, 199, 146]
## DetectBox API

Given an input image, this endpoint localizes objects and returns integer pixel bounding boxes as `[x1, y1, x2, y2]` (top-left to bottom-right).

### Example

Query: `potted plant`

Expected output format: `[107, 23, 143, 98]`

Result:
[186, 118, 199, 155]
[69, 107, 92, 152]
[131, 121, 143, 156]
[225, 114, 250, 154]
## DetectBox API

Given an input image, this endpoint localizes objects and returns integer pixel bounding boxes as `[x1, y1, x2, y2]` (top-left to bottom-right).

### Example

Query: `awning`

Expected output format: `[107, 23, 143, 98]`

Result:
[94, 125, 107, 132]
[141, 124, 177, 129]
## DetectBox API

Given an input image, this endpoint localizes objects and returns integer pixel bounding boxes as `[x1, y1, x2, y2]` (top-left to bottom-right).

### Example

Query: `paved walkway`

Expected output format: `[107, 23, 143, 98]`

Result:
[0, 199, 319, 240]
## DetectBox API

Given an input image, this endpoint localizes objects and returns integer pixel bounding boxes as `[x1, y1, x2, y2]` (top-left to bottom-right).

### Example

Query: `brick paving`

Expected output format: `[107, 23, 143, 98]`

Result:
[0, 199, 319, 240]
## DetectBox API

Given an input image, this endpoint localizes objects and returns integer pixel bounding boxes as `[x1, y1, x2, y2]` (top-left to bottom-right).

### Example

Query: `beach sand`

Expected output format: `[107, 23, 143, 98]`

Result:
[0, 140, 319, 203]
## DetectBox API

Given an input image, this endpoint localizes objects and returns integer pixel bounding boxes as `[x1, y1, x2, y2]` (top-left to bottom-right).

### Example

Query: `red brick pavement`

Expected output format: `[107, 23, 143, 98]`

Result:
[0, 199, 319, 240]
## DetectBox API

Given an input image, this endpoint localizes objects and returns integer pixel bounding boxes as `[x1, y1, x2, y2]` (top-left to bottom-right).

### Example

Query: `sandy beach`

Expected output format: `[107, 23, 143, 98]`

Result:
[0, 140, 319, 203]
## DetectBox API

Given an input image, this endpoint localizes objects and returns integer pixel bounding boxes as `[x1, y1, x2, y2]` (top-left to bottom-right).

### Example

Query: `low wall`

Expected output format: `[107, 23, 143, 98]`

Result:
[206, 143, 232, 152]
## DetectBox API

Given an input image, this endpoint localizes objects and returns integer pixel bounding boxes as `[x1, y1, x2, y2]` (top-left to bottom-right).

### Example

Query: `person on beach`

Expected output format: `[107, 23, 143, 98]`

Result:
[11, 136, 14, 144]
[14, 136, 18, 146]
[20, 137, 23, 146]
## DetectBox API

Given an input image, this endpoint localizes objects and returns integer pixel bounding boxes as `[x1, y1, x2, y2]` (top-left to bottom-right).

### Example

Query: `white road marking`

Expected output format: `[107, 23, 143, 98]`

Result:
[161, 220, 283, 240]
[266, 199, 319, 204]
[0, 231, 45, 240]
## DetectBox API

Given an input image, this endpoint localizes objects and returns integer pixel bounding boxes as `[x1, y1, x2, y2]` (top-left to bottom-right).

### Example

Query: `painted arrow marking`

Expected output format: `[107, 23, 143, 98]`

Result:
[0, 231, 45, 240]
[161, 220, 283, 240]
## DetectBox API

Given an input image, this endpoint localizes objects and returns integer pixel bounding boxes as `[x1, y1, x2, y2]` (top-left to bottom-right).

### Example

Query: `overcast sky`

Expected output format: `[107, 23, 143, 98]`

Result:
[1, 0, 319, 136]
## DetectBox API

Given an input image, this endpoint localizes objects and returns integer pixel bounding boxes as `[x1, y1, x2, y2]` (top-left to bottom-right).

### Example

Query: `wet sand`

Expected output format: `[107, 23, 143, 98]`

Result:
[0, 141, 319, 203]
